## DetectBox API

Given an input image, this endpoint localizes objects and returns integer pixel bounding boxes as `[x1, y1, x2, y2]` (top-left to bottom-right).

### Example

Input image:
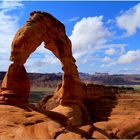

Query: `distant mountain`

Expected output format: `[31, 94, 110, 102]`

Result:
[79, 73, 140, 85]
[0, 72, 140, 88]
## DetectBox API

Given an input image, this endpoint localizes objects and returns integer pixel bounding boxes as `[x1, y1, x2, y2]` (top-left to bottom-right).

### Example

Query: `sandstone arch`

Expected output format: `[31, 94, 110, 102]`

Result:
[0, 11, 90, 124]
[0, 11, 90, 123]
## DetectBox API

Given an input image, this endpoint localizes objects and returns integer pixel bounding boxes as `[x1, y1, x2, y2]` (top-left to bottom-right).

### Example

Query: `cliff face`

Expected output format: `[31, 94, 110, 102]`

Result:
[37, 83, 135, 110]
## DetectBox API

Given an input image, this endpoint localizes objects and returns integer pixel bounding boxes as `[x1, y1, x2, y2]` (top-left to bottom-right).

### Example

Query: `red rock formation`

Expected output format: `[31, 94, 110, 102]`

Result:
[10, 11, 84, 102]
[0, 11, 90, 125]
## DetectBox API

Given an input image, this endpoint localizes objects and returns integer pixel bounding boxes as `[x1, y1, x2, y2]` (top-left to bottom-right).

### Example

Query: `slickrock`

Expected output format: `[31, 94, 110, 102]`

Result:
[0, 104, 96, 139]
[0, 104, 69, 139]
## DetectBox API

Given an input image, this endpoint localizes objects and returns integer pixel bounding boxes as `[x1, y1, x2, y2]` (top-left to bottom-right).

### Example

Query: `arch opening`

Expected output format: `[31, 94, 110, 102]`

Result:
[25, 43, 62, 73]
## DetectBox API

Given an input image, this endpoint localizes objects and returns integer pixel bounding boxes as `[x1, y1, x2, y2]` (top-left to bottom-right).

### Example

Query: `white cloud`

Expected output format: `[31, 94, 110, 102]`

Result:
[116, 3, 140, 37]
[119, 46, 126, 55]
[105, 48, 115, 55]
[0, 1, 23, 51]
[103, 49, 140, 67]
[25, 55, 61, 73]
[0, 0, 23, 71]
[69, 16, 127, 65]
[116, 67, 140, 74]
[25, 44, 61, 73]
[117, 49, 140, 64]
[0, 0, 23, 11]
[45, 55, 59, 64]
[69, 16, 113, 62]
[135, 66, 140, 71]
[70, 16, 111, 50]
[102, 56, 112, 63]
[68, 16, 79, 22]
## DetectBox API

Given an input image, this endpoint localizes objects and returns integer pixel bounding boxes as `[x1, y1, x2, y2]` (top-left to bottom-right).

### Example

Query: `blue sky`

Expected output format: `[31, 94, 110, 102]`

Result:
[0, 1, 140, 74]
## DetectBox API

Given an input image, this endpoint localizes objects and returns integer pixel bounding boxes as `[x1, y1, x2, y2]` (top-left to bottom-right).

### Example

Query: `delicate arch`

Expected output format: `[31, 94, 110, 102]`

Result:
[0, 11, 84, 104]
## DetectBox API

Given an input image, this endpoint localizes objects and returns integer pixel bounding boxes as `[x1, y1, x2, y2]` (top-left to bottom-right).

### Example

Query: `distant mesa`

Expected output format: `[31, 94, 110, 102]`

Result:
[94, 72, 109, 76]
[0, 72, 140, 89]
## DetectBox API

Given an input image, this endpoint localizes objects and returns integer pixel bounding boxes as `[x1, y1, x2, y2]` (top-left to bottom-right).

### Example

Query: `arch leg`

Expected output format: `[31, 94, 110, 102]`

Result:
[45, 37, 85, 101]
[0, 63, 30, 105]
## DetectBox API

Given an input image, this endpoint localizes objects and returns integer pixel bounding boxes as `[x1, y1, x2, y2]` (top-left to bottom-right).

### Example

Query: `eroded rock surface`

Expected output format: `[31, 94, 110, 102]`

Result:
[0, 104, 139, 139]
[0, 105, 96, 139]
